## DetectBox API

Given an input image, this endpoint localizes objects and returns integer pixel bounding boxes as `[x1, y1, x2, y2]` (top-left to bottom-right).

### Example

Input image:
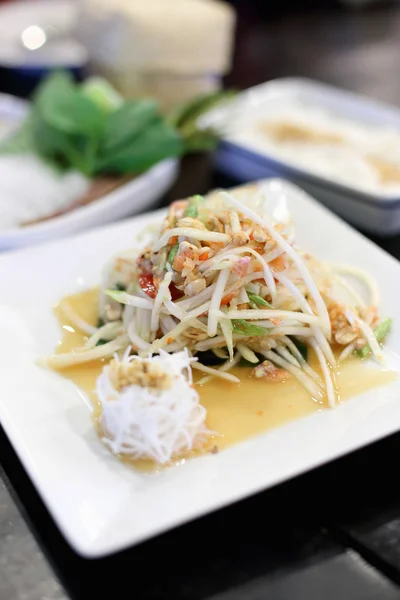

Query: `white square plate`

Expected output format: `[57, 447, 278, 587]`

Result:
[0, 179, 400, 558]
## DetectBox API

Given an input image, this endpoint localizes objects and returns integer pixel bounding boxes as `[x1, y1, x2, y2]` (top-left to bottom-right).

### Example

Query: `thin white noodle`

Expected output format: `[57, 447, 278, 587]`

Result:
[192, 361, 240, 383]
[153, 227, 229, 252]
[238, 286, 249, 304]
[151, 272, 172, 332]
[220, 310, 234, 360]
[275, 345, 301, 368]
[127, 322, 151, 351]
[221, 191, 331, 338]
[140, 309, 152, 343]
[107, 292, 153, 310]
[263, 350, 322, 399]
[59, 302, 97, 335]
[237, 343, 259, 363]
[177, 281, 217, 310]
[263, 247, 285, 263]
[279, 336, 323, 385]
[279, 335, 305, 363]
[199, 245, 276, 297]
[160, 315, 178, 335]
[309, 339, 336, 408]
[338, 341, 357, 362]
[41, 335, 130, 369]
[135, 307, 144, 340]
[144, 321, 192, 355]
[269, 327, 314, 337]
[345, 308, 383, 363]
[123, 305, 134, 332]
[230, 210, 241, 234]
[163, 299, 208, 332]
[218, 309, 319, 324]
[197, 352, 241, 385]
[81, 321, 122, 350]
[208, 268, 230, 337]
[194, 334, 236, 352]
[250, 319, 299, 328]
[275, 272, 335, 365]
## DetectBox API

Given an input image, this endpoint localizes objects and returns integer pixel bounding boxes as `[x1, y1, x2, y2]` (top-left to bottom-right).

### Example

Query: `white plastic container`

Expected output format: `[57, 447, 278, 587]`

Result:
[203, 78, 400, 235]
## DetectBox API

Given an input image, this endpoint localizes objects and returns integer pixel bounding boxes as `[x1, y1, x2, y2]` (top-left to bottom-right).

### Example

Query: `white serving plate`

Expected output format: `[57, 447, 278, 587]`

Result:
[203, 78, 400, 235]
[0, 91, 178, 250]
[0, 92, 28, 138]
[0, 179, 399, 558]
[0, 158, 178, 251]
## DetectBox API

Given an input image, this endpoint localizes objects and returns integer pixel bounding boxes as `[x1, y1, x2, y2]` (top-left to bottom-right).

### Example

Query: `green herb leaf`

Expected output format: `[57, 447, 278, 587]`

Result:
[100, 100, 159, 155]
[231, 319, 269, 337]
[81, 77, 123, 113]
[167, 90, 236, 130]
[95, 119, 183, 174]
[247, 293, 273, 309]
[34, 72, 105, 138]
[181, 128, 220, 152]
[114, 282, 127, 291]
[0, 71, 234, 178]
[356, 317, 392, 358]
[166, 90, 236, 153]
[167, 242, 179, 266]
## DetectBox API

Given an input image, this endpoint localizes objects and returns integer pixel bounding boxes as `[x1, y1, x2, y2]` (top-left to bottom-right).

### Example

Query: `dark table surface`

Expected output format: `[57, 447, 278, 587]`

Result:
[3, 4, 400, 600]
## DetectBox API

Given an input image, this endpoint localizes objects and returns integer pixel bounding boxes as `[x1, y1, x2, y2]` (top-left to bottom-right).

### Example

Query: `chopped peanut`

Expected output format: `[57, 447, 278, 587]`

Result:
[108, 358, 172, 392]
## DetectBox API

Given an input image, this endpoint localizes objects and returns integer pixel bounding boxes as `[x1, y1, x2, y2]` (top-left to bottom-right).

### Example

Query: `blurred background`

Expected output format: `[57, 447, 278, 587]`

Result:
[0, 0, 400, 103]
[2, 0, 400, 247]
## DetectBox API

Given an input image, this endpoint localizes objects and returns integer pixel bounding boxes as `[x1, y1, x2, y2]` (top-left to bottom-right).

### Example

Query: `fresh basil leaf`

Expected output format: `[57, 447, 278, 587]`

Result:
[101, 100, 159, 155]
[35, 72, 105, 138]
[30, 117, 92, 175]
[81, 77, 123, 114]
[231, 319, 268, 337]
[95, 120, 183, 174]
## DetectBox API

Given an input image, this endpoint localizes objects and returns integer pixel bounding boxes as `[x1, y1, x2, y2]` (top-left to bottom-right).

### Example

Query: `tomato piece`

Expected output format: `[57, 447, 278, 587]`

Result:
[170, 282, 183, 301]
[139, 273, 157, 299]
[139, 273, 183, 301]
